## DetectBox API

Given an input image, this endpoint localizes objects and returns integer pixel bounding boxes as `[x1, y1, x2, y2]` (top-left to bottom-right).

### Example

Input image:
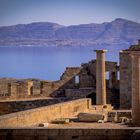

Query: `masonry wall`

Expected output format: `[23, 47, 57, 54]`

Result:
[0, 84, 10, 97]
[0, 60, 119, 109]
[0, 98, 91, 127]
[0, 128, 136, 140]
[65, 88, 96, 98]
[120, 51, 132, 109]
[79, 60, 96, 88]
[0, 67, 81, 100]
[42, 67, 81, 97]
[0, 98, 67, 115]
[79, 60, 119, 89]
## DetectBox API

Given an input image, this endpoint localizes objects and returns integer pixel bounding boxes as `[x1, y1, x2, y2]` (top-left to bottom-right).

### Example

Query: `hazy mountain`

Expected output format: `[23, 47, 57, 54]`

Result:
[0, 18, 140, 46]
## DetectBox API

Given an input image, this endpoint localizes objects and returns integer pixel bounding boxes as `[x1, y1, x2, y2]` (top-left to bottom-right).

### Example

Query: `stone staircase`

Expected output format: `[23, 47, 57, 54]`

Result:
[50, 67, 81, 97]
[60, 67, 81, 81]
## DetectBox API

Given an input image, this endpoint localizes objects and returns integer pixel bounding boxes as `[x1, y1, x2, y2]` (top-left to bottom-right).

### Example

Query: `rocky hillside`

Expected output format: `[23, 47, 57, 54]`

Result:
[0, 18, 140, 46]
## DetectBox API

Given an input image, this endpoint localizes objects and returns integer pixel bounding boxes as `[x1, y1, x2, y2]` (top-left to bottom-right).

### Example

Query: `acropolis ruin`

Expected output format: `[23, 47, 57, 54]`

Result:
[0, 40, 140, 140]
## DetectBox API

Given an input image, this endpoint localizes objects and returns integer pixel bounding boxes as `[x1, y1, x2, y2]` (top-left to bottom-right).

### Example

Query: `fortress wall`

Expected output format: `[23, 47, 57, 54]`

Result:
[0, 98, 91, 127]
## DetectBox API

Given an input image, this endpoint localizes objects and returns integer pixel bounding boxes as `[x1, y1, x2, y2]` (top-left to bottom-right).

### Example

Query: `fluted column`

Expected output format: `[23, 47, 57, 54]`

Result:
[94, 50, 107, 105]
[131, 53, 140, 125]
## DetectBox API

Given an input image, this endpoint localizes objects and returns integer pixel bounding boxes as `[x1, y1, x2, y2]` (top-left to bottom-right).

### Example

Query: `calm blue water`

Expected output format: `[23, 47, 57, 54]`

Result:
[0, 45, 128, 80]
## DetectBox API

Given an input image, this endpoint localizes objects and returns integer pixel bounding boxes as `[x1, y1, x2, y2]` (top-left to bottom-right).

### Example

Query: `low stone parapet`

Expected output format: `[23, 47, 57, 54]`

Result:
[0, 98, 66, 115]
[0, 98, 91, 127]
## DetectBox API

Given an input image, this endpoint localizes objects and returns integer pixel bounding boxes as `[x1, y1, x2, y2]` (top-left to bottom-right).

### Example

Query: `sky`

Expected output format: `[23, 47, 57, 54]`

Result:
[0, 0, 140, 26]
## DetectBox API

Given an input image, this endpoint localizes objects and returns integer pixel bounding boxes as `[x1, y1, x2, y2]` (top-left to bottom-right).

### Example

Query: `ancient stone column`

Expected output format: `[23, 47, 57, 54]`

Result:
[131, 52, 140, 125]
[94, 50, 107, 105]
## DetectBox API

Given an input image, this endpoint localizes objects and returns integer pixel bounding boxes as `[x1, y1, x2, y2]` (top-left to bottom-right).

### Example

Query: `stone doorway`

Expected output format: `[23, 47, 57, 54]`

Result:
[86, 92, 96, 105]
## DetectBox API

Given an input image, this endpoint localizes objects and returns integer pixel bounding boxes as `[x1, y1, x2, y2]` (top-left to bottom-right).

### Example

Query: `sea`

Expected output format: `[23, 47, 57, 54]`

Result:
[0, 45, 129, 81]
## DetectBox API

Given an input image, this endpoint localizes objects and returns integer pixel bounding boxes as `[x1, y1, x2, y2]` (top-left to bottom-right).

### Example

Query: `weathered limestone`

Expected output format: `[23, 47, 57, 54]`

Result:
[10, 83, 18, 98]
[94, 50, 107, 105]
[130, 52, 140, 125]
[0, 128, 138, 140]
[78, 112, 104, 122]
[27, 81, 33, 95]
[0, 98, 91, 127]
[0, 58, 118, 104]
[120, 51, 132, 109]
[119, 40, 140, 109]
[108, 110, 132, 123]
[109, 71, 118, 89]
[0, 98, 66, 115]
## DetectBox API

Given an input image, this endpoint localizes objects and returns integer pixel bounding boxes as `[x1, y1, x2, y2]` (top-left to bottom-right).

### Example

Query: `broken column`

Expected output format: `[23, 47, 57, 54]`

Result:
[94, 50, 107, 105]
[130, 52, 140, 125]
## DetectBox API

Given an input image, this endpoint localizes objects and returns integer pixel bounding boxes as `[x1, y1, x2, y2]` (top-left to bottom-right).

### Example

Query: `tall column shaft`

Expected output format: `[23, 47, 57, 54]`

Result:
[131, 53, 140, 125]
[95, 50, 107, 105]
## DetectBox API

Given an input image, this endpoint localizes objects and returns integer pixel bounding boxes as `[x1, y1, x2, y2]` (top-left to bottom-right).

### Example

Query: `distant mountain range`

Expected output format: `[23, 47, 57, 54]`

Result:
[0, 18, 140, 47]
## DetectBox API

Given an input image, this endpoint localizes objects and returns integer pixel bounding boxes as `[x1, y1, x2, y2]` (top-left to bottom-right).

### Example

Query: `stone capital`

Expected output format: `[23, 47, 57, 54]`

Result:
[94, 50, 107, 53]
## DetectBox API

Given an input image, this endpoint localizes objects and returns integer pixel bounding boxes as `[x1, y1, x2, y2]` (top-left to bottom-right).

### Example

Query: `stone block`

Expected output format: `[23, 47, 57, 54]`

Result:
[38, 123, 49, 127]
[78, 113, 104, 122]
[51, 118, 70, 124]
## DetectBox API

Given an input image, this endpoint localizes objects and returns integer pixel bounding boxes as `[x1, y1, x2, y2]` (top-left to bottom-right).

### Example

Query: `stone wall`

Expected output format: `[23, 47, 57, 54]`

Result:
[0, 84, 10, 98]
[79, 60, 119, 89]
[0, 128, 137, 140]
[65, 87, 96, 98]
[0, 78, 16, 99]
[0, 98, 91, 127]
[42, 67, 81, 97]
[0, 60, 119, 108]
[120, 51, 132, 109]
[119, 41, 140, 109]
[0, 67, 81, 100]
[65, 87, 119, 107]
[0, 59, 120, 109]
[0, 98, 67, 115]
[75, 60, 119, 107]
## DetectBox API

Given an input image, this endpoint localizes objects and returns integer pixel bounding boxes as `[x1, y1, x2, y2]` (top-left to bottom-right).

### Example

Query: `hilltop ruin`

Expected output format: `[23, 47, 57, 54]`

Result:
[0, 41, 140, 140]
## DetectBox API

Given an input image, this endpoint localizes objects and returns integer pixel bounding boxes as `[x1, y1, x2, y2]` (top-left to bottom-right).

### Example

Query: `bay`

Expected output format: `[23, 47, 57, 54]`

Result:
[0, 45, 128, 80]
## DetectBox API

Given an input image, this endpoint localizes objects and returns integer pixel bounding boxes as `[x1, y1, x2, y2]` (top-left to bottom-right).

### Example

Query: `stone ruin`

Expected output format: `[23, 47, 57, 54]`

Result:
[0, 40, 140, 126]
[0, 40, 140, 140]
[0, 60, 119, 107]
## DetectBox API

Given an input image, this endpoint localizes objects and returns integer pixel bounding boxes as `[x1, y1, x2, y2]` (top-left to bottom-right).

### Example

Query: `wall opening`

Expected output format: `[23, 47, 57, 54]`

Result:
[75, 75, 80, 84]
[8, 83, 11, 96]
[30, 86, 33, 95]
[86, 92, 96, 105]
[106, 72, 109, 80]
[117, 71, 120, 80]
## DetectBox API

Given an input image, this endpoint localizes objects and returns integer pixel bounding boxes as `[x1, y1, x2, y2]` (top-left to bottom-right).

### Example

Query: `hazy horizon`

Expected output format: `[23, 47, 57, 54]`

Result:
[0, 18, 140, 27]
[0, 0, 140, 26]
